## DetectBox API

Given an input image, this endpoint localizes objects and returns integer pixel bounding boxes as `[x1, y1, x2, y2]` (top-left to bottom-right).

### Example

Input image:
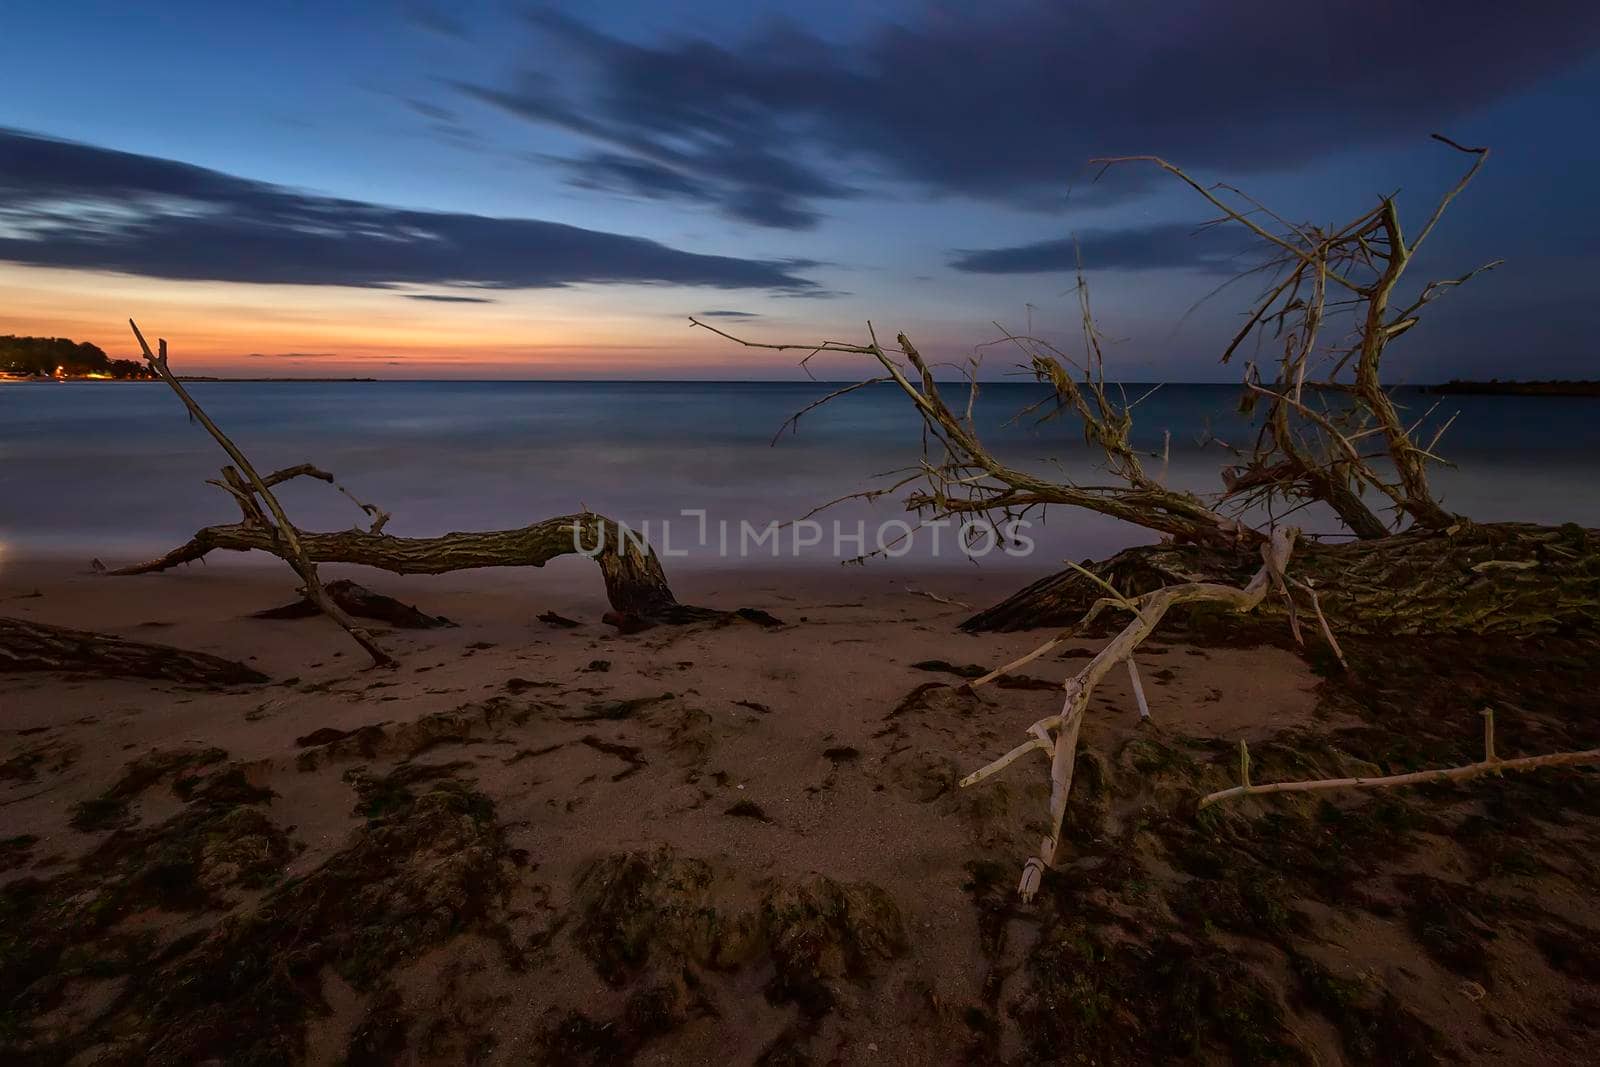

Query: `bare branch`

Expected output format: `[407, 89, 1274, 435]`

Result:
[772, 377, 890, 445]
[1198, 707, 1600, 810]
[129, 320, 394, 668]
[1410, 135, 1490, 254]
[962, 527, 1298, 898]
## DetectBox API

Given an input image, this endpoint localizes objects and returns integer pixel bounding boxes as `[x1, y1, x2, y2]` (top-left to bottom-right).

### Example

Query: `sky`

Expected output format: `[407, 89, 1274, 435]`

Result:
[3, 1, 1600, 380]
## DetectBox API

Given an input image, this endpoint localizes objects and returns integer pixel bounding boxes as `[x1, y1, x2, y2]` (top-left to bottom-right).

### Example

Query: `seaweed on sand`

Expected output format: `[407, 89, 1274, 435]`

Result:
[2, 760, 509, 1065]
[554, 846, 906, 1061]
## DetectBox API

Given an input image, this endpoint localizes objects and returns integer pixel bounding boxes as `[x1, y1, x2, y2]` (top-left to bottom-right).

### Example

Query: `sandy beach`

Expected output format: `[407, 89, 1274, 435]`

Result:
[5, 553, 1599, 1064]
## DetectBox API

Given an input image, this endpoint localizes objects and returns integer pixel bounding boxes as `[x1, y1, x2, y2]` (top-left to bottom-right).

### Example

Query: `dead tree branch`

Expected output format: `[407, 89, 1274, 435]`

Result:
[699, 136, 1502, 573]
[116, 324, 748, 640]
[109, 511, 682, 617]
[1096, 136, 1493, 538]
[1198, 708, 1600, 810]
[691, 310, 1258, 551]
[128, 320, 394, 667]
[697, 133, 1495, 555]
[959, 526, 1298, 900]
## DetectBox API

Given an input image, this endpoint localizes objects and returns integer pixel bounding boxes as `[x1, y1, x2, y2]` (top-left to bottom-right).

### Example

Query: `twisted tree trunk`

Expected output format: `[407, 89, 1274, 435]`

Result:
[963, 522, 1600, 637]
[108, 512, 696, 626]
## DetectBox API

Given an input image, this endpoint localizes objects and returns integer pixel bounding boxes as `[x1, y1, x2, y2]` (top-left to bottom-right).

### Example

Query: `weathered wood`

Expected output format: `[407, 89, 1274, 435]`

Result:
[0, 617, 268, 685]
[963, 522, 1600, 637]
[960, 527, 1298, 899]
[1198, 709, 1600, 810]
[108, 513, 702, 628]
[693, 316, 1262, 552]
[130, 320, 392, 667]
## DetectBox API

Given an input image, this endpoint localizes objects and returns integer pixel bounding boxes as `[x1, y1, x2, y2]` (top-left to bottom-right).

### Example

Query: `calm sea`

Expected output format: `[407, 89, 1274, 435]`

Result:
[2, 381, 1596, 570]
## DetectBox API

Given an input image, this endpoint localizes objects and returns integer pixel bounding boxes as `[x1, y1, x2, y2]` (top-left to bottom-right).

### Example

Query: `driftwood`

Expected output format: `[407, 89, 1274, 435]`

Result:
[695, 136, 1507, 610]
[129, 321, 394, 667]
[1198, 709, 1600, 810]
[696, 139, 1599, 892]
[109, 510, 699, 627]
[958, 527, 1298, 900]
[109, 323, 759, 648]
[0, 616, 267, 685]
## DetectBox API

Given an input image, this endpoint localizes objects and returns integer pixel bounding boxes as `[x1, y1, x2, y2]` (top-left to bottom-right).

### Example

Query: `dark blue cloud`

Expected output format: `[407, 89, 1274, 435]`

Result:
[951, 223, 1264, 275]
[0, 128, 819, 293]
[404, 3, 468, 40]
[462, 74, 849, 230]
[459, 2, 1600, 229]
[559, 151, 706, 201]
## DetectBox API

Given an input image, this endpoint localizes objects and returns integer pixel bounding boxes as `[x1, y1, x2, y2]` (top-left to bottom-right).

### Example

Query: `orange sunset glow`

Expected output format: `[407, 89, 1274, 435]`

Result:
[2, 264, 834, 378]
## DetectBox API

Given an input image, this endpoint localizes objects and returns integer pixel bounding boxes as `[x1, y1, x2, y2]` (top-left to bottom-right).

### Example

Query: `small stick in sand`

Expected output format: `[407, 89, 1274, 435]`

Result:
[1292, 575, 1349, 674]
[1126, 655, 1152, 722]
[903, 585, 971, 609]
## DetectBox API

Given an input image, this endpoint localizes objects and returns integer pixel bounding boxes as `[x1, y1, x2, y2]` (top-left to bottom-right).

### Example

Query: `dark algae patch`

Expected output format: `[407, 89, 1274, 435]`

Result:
[1017, 928, 1301, 1063]
[2, 751, 293, 1061]
[1, 759, 511, 1065]
[67, 745, 228, 831]
[0, 833, 39, 872]
[558, 846, 906, 1059]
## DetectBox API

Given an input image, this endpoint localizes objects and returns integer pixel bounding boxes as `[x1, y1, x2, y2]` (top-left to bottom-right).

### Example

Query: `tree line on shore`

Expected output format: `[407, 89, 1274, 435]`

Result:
[1, 335, 154, 379]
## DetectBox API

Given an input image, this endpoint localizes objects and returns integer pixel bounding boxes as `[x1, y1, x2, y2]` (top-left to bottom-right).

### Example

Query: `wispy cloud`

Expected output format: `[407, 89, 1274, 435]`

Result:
[950, 223, 1263, 275]
[0, 128, 820, 293]
[403, 3, 468, 40]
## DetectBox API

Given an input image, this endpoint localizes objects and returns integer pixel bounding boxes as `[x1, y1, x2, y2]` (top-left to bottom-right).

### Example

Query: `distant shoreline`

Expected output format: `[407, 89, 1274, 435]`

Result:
[0, 375, 380, 383]
[177, 376, 380, 383]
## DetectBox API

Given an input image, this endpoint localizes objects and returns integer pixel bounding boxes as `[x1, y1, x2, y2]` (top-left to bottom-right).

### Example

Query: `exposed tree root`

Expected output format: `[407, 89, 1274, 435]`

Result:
[0, 616, 268, 685]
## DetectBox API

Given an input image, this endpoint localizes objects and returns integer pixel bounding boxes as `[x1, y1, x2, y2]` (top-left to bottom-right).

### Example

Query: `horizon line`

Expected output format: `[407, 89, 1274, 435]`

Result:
[15, 375, 1476, 387]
